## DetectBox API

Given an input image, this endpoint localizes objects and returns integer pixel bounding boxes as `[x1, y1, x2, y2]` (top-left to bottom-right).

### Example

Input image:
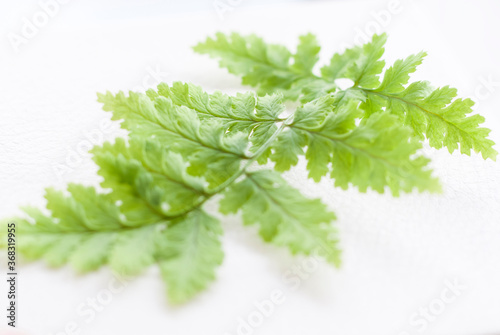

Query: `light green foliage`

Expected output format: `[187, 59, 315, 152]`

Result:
[2, 32, 495, 304]
[220, 170, 340, 266]
[91, 138, 208, 218]
[157, 210, 223, 304]
[196, 32, 497, 160]
[358, 82, 497, 160]
[193, 32, 329, 101]
[151, 81, 285, 163]
[5, 83, 339, 303]
[8, 143, 227, 302]
[97, 90, 249, 186]
[12, 189, 152, 273]
[11, 191, 223, 303]
[272, 96, 441, 195]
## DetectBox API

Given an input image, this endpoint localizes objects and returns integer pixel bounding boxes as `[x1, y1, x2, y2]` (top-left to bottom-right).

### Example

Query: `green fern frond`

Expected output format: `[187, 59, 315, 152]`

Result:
[150, 81, 285, 163]
[14, 192, 223, 303]
[220, 169, 340, 266]
[195, 33, 497, 159]
[2, 32, 495, 305]
[271, 96, 441, 195]
[5, 87, 339, 302]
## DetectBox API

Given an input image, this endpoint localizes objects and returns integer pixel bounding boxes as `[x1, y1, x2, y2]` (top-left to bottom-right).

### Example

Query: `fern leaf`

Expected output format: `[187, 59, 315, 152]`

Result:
[13, 198, 223, 300]
[193, 32, 293, 95]
[271, 96, 441, 195]
[157, 210, 224, 304]
[197, 32, 496, 160]
[3, 30, 496, 305]
[6, 102, 335, 302]
[358, 82, 498, 160]
[153, 82, 284, 128]
[291, 33, 321, 74]
[91, 138, 208, 218]
[194, 32, 328, 100]
[220, 170, 340, 266]
[97, 88, 288, 182]
[376, 51, 426, 93]
[10, 136, 227, 301]
[19, 187, 160, 274]
[97, 92, 250, 186]
[150, 81, 285, 163]
[345, 34, 387, 88]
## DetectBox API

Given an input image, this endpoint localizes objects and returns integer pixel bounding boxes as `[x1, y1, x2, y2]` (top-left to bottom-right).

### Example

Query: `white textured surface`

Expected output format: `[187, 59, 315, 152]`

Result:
[1, 0, 500, 334]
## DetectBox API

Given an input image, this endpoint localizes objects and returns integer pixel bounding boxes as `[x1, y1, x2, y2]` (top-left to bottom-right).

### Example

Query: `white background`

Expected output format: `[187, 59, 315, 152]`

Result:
[1, 0, 500, 334]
